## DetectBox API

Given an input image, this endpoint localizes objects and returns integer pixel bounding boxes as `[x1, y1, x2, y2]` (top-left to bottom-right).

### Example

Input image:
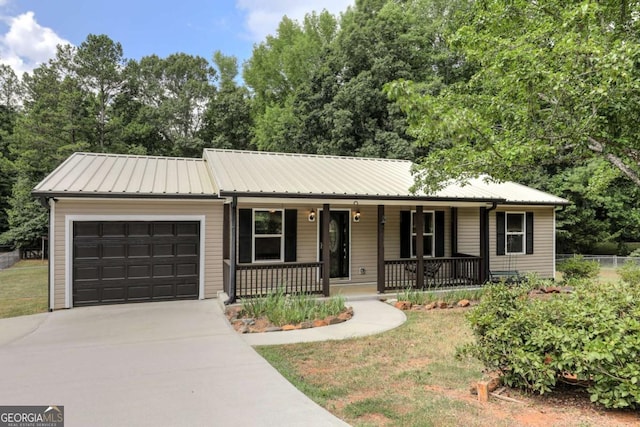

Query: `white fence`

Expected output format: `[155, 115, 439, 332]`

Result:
[0, 249, 20, 270]
[556, 254, 640, 269]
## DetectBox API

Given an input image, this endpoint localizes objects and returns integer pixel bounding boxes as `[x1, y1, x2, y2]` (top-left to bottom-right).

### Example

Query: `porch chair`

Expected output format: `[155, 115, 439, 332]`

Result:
[405, 261, 443, 289]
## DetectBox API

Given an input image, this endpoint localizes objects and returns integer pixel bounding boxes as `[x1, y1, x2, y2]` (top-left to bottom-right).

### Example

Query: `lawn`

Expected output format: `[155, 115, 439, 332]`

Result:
[257, 308, 637, 427]
[0, 260, 48, 318]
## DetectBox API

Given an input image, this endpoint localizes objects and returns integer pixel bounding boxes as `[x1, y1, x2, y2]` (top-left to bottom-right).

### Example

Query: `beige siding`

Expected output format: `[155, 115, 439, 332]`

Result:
[457, 207, 480, 256]
[52, 199, 224, 310]
[490, 207, 555, 278]
[236, 203, 453, 285]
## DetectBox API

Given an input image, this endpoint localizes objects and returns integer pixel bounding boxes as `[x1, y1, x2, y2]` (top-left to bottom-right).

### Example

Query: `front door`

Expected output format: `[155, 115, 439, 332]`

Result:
[319, 211, 350, 278]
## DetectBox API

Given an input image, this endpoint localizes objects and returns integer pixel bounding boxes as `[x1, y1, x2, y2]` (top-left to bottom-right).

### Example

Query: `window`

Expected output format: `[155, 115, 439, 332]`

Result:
[506, 213, 525, 254]
[253, 210, 283, 261]
[411, 211, 434, 257]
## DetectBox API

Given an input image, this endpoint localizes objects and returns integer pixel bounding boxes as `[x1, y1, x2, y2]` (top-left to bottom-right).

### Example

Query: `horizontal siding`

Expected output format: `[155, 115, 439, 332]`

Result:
[457, 208, 480, 256]
[489, 207, 555, 278]
[53, 199, 223, 309]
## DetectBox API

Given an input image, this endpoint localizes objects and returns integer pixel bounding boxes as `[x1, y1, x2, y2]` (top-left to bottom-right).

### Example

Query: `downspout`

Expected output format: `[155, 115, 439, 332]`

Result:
[226, 196, 238, 304]
[482, 202, 498, 283]
[36, 196, 54, 312]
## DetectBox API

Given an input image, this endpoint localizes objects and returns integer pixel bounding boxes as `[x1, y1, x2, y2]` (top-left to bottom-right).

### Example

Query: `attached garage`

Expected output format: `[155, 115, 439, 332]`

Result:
[73, 221, 200, 306]
[32, 152, 225, 310]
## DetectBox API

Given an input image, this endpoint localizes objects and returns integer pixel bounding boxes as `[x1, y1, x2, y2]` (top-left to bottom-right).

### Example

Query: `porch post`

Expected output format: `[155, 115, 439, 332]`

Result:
[415, 206, 424, 289]
[322, 203, 331, 296]
[377, 205, 385, 293]
[228, 196, 238, 303]
[479, 206, 489, 284]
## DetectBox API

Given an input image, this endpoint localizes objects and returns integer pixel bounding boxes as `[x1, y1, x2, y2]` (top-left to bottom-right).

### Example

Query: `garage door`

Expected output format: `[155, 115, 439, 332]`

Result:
[73, 221, 200, 306]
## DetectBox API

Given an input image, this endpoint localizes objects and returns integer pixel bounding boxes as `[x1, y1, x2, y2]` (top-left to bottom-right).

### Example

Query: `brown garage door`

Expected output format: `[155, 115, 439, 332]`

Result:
[73, 221, 200, 306]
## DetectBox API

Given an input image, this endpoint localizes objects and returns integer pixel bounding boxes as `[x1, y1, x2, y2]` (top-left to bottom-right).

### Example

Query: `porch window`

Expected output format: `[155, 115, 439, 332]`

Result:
[411, 211, 434, 257]
[253, 210, 283, 261]
[505, 212, 526, 254]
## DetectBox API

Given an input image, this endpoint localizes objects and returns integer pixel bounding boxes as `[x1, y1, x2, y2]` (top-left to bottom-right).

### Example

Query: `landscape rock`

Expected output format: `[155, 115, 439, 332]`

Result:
[313, 319, 328, 328]
[438, 301, 448, 309]
[300, 321, 313, 329]
[425, 302, 437, 310]
[457, 299, 471, 307]
[395, 301, 412, 310]
[338, 312, 352, 321]
[542, 286, 562, 294]
[326, 316, 344, 325]
[281, 324, 296, 331]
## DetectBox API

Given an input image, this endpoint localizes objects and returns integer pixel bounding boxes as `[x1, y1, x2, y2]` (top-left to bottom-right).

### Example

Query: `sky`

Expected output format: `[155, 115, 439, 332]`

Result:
[0, 0, 354, 75]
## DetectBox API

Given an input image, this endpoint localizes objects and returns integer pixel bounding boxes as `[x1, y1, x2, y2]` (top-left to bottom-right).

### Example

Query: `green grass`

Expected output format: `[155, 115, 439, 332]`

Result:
[0, 260, 48, 318]
[256, 309, 490, 426]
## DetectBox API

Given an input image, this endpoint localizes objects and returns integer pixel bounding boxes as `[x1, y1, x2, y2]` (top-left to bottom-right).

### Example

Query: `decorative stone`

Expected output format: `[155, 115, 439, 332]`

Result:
[326, 316, 344, 325]
[438, 301, 448, 309]
[425, 302, 437, 310]
[282, 324, 296, 331]
[313, 319, 328, 328]
[338, 312, 352, 321]
[241, 318, 255, 325]
[265, 326, 283, 332]
[346, 307, 354, 315]
[542, 286, 561, 294]
[457, 299, 471, 307]
[395, 301, 412, 310]
[300, 321, 313, 329]
[238, 325, 249, 334]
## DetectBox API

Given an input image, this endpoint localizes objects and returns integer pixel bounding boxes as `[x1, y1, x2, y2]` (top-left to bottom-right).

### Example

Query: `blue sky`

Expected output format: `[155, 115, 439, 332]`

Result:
[0, 0, 353, 74]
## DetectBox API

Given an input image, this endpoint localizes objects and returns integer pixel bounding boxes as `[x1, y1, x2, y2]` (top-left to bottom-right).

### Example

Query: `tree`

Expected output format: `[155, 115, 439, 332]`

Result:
[126, 53, 216, 156]
[0, 64, 22, 234]
[199, 51, 253, 150]
[388, 0, 640, 193]
[0, 175, 48, 249]
[74, 34, 127, 151]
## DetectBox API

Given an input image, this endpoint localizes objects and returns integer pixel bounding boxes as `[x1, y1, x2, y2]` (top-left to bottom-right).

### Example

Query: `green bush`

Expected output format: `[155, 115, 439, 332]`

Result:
[618, 260, 640, 285]
[241, 288, 346, 326]
[457, 281, 640, 409]
[557, 256, 600, 280]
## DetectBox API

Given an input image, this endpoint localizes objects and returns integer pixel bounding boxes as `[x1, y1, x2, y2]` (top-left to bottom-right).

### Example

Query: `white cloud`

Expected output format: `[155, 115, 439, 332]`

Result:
[236, 0, 353, 41]
[0, 11, 71, 74]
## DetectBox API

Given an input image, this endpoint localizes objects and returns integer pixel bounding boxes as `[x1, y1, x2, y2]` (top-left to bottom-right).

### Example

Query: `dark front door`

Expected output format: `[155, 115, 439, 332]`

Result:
[319, 211, 350, 278]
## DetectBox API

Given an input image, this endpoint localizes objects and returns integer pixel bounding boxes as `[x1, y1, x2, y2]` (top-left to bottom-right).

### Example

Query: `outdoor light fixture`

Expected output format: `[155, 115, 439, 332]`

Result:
[308, 209, 316, 222]
[380, 215, 386, 225]
[353, 201, 361, 223]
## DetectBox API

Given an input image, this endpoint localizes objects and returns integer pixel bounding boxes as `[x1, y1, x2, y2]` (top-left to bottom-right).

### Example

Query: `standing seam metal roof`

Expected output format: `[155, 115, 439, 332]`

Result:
[32, 152, 217, 197]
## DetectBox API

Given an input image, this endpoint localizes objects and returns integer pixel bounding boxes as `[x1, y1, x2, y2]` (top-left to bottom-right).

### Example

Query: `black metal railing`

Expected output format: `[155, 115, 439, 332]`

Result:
[384, 256, 481, 291]
[235, 262, 323, 298]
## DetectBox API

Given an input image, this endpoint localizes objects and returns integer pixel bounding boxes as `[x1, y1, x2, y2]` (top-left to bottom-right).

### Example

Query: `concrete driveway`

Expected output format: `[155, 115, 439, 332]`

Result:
[0, 299, 348, 427]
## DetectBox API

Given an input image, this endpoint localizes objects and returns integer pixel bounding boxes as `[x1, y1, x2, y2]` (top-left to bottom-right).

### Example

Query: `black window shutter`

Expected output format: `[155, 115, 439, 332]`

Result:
[435, 211, 445, 257]
[238, 209, 252, 263]
[526, 212, 534, 254]
[284, 209, 297, 262]
[496, 212, 506, 256]
[400, 211, 410, 258]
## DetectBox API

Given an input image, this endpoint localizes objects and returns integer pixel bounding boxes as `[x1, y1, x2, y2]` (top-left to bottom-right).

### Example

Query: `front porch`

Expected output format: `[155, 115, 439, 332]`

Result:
[224, 256, 483, 299]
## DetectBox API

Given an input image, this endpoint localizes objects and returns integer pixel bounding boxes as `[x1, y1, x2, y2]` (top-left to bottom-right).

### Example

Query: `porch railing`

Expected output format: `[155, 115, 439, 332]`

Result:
[234, 261, 323, 298]
[383, 256, 481, 292]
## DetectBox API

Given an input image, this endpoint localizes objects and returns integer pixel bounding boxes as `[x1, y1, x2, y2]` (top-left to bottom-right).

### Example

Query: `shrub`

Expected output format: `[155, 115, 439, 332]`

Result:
[557, 255, 600, 280]
[618, 260, 640, 285]
[241, 288, 346, 326]
[457, 281, 640, 409]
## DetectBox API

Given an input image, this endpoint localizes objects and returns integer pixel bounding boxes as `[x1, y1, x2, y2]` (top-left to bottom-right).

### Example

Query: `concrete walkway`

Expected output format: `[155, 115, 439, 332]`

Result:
[241, 298, 406, 346]
[0, 299, 349, 427]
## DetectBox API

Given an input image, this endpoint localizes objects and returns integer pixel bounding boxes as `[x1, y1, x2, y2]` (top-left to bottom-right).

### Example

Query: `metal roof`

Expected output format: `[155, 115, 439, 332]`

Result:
[33, 152, 217, 198]
[32, 149, 568, 205]
[204, 149, 569, 205]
